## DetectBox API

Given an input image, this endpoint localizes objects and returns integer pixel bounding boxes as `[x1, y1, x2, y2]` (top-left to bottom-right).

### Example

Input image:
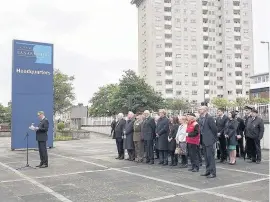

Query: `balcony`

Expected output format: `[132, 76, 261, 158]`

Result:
[234, 32, 241, 36]
[204, 76, 210, 81]
[165, 57, 172, 61]
[203, 14, 208, 19]
[235, 67, 242, 72]
[203, 32, 209, 36]
[235, 49, 241, 54]
[203, 22, 208, 27]
[233, 14, 240, 19]
[165, 93, 173, 99]
[165, 20, 172, 25]
[204, 67, 210, 72]
[165, 29, 172, 34]
[165, 48, 172, 52]
[236, 76, 242, 80]
[235, 40, 241, 45]
[236, 85, 243, 89]
[165, 66, 173, 71]
[204, 85, 210, 90]
[165, 75, 173, 80]
[165, 38, 172, 43]
[164, 12, 171, 17]
[203, 49, 209, 54]
[233, 6, 240, 10]
[234, 23, 241, 27]
[204, 58, 209, 63]
[164, 3, 171, 7]
[165, 84, 173, 89]
[235, 58, 242, 63]
[203, 41, 208, 45]
[202, 6, 208, 11]
[205, 94, 210, 99]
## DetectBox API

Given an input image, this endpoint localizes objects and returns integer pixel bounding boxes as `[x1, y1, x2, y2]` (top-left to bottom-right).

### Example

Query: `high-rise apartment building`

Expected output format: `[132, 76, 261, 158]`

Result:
[131, 0, 254, 104]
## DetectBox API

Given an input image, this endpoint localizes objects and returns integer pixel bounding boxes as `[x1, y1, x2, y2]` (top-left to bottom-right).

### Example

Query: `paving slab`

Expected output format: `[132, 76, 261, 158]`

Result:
[0, 135, 268, 202]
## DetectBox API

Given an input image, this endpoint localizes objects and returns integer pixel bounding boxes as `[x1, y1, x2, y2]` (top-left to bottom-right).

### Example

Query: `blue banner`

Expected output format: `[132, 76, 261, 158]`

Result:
[11, 40, 54, 150]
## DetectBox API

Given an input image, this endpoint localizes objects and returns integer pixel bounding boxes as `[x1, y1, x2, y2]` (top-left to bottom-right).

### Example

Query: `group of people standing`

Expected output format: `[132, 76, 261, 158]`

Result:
[111, 105, 265, 179]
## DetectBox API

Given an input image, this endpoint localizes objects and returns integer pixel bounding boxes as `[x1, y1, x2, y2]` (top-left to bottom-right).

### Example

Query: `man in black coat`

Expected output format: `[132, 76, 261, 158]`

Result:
[110, 117, 117, 137]
[245, 108, 264, 164]
[235, 111, 245, 157]
[216, 108, 228, 163]
[142, 110, 156, 164]
[34, 111, 49, 168]
[243, 106, 253, 159]
[198, 106, 218, 178]
[124, 112, 135, 161]
[156, 109, 170, 165]
[113, 113, 126, 160]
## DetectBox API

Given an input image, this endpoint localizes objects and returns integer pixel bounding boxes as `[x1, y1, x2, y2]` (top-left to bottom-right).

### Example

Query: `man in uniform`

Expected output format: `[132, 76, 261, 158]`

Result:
[245, 108, 264, 164]
[35, 111, 49, 168]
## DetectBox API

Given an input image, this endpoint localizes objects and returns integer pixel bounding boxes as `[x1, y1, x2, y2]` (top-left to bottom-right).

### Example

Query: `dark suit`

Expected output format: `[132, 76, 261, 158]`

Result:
[142, 116, 156, 163]
[114, 119, 126, 158]
[216, 115, 228, 161]
[156, 117, 170, 164]
[236, 117, 245, 157]
[124, 119, 135, 160]
[36, 118, 49, 166]
[245, 116, 264, 162]
[199, 114, 218, 175]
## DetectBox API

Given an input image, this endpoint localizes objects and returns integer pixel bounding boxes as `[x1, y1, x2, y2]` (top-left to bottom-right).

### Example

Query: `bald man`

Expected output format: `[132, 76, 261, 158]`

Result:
[35, 111, 49, 168]
[198, 106, 218, 178]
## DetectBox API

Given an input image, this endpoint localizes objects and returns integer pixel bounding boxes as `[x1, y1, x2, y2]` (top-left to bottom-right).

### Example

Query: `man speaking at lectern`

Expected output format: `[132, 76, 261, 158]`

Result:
[35, 111, 49, 168]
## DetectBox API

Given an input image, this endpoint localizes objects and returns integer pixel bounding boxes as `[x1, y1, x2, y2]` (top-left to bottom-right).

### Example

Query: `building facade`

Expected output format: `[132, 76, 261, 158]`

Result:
[131, 0, 254, 104]
[249, 72, 269, 99]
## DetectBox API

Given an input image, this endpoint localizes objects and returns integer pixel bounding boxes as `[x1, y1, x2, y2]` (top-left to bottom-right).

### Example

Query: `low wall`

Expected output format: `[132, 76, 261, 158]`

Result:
[82, 123, 270, 150]
[0, 131, 11, 137]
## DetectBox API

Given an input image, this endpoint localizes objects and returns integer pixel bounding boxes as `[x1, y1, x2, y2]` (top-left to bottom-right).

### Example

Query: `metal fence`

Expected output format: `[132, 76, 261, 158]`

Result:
[81, 104, 269, 126]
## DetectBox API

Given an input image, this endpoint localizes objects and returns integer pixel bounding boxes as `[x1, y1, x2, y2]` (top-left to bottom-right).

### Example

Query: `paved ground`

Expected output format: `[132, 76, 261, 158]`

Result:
[0, 133, 269, 202]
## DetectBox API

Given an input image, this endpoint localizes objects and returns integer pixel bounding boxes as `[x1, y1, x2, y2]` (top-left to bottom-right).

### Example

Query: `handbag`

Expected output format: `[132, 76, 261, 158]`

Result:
[175, 147, 180, 154]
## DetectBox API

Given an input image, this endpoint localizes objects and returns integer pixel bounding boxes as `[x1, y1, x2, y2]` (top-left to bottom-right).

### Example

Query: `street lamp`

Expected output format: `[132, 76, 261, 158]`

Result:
[260, 41, 270, 74]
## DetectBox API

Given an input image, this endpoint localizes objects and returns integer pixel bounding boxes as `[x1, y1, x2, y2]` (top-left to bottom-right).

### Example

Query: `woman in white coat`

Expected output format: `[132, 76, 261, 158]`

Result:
[176, 116, 188, 168]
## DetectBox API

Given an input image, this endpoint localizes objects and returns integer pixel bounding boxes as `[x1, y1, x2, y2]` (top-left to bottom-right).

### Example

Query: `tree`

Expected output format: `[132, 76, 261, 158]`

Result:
[233, 97, 250, 110]
[54, 69, 75, 115]
[249, 97, 270, 105]
[111, 70, 165, 114]
[0, 102, 11, 124]
[211, 97, 231, 109]
[88, 84, 119, 116]
[88, 70, 165, 116]
[165, 98, 190, 112]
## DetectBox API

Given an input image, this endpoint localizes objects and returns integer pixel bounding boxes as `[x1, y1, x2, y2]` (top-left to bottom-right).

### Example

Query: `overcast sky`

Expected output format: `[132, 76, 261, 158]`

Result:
[0, 0, 269, 106]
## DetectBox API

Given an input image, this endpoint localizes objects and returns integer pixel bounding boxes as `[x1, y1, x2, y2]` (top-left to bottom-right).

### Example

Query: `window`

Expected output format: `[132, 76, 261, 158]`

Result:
[192, 72, 197, 77]
[156, 53, 162, 58]
[228, 91, 233, 95]
[190, 19, 196, 23]
[185, 72, 188, 77]
[176, 91, 181, 95]
[176, 54, 181, 58]
[156, 44, 162, 48]
[156, 71, 161, 76]
[192, 90, 197, 95]
[192, 81, 198, 86]
[227, 72, 232, 76]
[156, 81, 162, 85]
[191, 54, 197, 59]
[245, 64, 250, 69]
[185, 81, 189, 85]
[176, 81, 182, 85]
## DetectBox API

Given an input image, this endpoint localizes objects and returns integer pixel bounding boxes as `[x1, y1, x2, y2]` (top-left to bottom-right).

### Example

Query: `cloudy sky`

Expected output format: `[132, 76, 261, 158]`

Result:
[0, 0, 269, 106]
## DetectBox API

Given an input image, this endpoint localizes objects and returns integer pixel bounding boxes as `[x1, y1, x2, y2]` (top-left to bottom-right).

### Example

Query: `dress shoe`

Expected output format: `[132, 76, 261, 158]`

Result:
[115, 157, 120, 159]
[40, 164, 48, 168]
[149, 161, 154, 165]
[206, 174, 216, 178]
[188, 168, 194, 171]
[36, 164, 42, 168]
[158, 161, 164, 165]
[163, 162, 168, 166]
[256, 160, 261, 164]
[192, 169, 199, 172]
[179, 164, 188, 168]
[200, 172, 210, 176]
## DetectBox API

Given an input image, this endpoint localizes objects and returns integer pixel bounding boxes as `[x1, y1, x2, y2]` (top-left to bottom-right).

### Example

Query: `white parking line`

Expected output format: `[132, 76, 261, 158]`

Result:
[216, 166, 269, 177]
[50, 153, 108, 169]
[112, 168, 252, 202]
[0, 161, 73, 202]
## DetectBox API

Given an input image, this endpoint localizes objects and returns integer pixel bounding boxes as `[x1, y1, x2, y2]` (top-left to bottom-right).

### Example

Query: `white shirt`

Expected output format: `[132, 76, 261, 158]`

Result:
[176, 124, 187, 143]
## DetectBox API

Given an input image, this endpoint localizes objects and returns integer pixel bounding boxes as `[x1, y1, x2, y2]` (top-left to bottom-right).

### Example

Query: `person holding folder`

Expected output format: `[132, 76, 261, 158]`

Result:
[31, 111, 49, 168]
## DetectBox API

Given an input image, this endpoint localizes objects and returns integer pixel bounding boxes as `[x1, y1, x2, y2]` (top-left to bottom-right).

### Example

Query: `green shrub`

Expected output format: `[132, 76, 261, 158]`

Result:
[54, 135, 73, 141]
[57, 122, 65, 131]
